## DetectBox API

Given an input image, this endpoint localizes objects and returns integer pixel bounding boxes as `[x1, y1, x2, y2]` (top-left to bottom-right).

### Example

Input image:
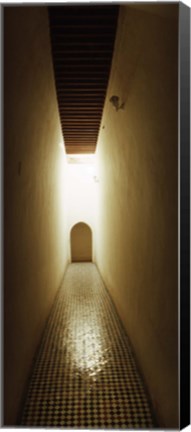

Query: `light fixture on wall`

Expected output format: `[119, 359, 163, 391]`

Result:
[93, 175, 99, 183]
[109, 95, 125, 111]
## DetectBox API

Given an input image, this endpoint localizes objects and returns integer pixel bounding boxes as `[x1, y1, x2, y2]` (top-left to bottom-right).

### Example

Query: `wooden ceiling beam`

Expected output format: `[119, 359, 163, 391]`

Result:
[49, 5, 119, 154]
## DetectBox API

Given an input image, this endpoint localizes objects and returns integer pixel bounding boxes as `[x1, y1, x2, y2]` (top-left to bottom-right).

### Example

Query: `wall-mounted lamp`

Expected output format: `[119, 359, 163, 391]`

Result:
[93, 175, 99, 183]
[109, 95, 125, 111]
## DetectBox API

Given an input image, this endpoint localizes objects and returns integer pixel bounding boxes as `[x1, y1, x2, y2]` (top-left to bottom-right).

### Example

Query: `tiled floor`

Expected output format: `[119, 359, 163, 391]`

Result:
[21, 263, 156, 429]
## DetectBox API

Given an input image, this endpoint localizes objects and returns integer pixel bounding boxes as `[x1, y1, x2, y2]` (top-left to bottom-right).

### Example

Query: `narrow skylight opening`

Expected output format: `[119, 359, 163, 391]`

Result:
[67, 154, 95, 165]
[66, 154, 97, 182]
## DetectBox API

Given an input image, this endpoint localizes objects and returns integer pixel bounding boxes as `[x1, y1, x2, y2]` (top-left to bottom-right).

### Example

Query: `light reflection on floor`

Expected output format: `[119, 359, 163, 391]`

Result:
[21, 263, 156, 428]
[70, 318, 106, 373]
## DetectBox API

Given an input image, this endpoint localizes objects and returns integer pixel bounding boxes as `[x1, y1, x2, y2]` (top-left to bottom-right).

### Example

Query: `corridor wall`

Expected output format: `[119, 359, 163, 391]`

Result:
[95, 5, 178, 428]
[4, 7, 69, 425]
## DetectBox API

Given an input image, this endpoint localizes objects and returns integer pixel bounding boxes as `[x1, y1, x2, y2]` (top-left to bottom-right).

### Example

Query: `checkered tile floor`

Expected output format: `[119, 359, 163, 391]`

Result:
[20, 263, 156, 428]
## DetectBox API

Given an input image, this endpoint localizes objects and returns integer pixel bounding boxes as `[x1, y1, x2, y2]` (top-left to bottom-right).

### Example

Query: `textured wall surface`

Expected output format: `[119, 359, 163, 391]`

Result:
[4, 7, 69, 425]
[95, 5, 178, 428]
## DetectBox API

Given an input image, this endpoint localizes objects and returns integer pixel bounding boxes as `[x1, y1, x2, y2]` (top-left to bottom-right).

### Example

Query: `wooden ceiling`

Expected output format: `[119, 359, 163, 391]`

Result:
[48, 5, 119, 154]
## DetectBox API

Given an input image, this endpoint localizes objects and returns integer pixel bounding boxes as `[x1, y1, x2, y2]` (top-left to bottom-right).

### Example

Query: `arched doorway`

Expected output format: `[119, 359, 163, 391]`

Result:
[71, 222, 92, 262]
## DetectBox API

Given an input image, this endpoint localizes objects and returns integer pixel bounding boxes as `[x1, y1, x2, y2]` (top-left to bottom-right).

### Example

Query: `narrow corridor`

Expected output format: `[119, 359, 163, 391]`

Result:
[21, 263, 156, 428]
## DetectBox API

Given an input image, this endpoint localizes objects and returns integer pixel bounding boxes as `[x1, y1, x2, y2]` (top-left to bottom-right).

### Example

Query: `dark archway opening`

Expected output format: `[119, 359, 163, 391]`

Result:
[71, 222, 92, 262]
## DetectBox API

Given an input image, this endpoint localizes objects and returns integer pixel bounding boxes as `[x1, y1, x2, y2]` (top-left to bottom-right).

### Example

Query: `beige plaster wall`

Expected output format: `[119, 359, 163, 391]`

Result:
[71, 223, 92, 262]
[95, 5, 178, 428]
[4, 7, 69, 425]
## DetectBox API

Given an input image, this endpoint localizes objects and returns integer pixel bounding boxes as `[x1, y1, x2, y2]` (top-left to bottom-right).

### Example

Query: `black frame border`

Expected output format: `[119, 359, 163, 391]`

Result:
[179, 2, 190, 430]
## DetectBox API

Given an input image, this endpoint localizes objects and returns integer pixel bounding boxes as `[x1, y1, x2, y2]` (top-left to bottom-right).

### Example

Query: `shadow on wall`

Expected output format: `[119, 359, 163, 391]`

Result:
[71, 222, 92, 262]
